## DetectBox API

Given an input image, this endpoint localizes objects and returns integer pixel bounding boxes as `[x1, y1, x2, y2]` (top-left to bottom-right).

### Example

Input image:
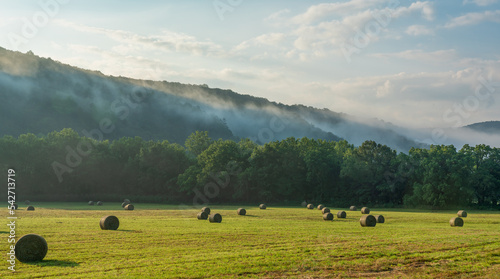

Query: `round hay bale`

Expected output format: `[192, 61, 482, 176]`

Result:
[201, 207, 211, 215]
[317, 204, 325, 210]
[321, 207, 331, 214]
[209, 213, 222, 223]
[360, 215, 376, 227]
[197, 211, 208, 220]
[301, 201, 307, 207]
[323, 212, 334, 220]
[27, 206, 35, 211]
[361, 207, 370, 214]
[100, 215, 119, 230]
[259, 204, 267, 210]
[12, 203, 18, 210]
[123, 199, 131, 204]
[124, 204, 134, 211]
[457, 210, 467, 218]
[237, 208, 246, 215]
[374, 215, 385, 223]
[349, 206, 357, 211]
[88, 201, 94, 206]
[24, 200, 30, 205]
[121, 201, 129, 208]
[337, 211, 347, 218]
[15, 234, 48, 263]
[307, 204, 314, 209]
[450, 217, 464, 227]
[96, 201, 103, 206]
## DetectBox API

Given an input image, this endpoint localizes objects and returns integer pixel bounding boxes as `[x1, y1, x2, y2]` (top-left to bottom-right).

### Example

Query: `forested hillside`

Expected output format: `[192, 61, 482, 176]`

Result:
[464, 121, 500, 134]
[0, 47, 425, 151]
[1, 129, 498, 209]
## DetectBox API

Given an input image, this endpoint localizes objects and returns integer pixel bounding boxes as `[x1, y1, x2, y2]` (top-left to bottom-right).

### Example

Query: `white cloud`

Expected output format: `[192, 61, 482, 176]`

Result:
[54, 19, 225, 57]
[291, 0, 387, 24]
[372, 49, 458, 62]
[445, 10, 500, 28]
[392, 1, 435, 21]
[265, 9, 291, 24]
[463, 0, 498, 6]
[235, 33, 287, 51]
[376, 80, 395, 97]
[406, 25, 435, 36]
[280, 1, 437, 60]
[269, 57, 499, 130]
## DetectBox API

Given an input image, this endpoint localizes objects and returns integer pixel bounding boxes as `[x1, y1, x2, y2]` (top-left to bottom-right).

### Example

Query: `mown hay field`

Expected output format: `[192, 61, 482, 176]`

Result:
[3, 203, 500, 278]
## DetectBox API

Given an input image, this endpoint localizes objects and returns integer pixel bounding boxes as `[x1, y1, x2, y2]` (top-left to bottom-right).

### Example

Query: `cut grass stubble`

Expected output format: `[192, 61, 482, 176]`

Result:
[5, 204, 500, 279]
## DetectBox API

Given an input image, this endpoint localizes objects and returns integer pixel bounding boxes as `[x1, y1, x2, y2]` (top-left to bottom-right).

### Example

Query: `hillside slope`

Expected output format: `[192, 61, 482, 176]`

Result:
[464, 121, 500, 134]
[0, 47, 423, 150]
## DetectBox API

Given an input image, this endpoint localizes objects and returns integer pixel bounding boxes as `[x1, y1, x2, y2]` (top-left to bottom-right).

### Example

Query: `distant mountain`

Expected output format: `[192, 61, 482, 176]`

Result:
[463, 121, 500, 134]
[0, 47, 424, 151]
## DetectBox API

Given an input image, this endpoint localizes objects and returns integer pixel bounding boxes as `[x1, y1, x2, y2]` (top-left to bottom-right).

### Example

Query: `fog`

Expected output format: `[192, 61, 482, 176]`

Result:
[0, 48, 498, 152]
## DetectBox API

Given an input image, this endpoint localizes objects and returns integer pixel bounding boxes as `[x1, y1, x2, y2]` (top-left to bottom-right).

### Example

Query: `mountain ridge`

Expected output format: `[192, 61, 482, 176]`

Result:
[0, 47, 443, 151]
[464, 121, 500, 135]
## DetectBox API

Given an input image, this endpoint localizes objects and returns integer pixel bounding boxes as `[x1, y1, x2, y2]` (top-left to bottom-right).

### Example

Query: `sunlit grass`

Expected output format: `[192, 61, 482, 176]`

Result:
[2, 203, 499, 278]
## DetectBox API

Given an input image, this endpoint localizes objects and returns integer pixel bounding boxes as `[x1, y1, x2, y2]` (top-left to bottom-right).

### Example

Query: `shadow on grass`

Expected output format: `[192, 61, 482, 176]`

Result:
[0, 231, 10, 234]
[242, 215, 260, 218]
[27, 260, 79, 267]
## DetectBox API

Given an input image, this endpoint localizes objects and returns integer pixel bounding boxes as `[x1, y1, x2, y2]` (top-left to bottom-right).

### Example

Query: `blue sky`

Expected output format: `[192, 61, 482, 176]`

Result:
[1, 0, 499, 129]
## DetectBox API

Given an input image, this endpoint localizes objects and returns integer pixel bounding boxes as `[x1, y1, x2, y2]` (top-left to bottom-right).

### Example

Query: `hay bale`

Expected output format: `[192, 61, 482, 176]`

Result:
[259, 204, 267, 210]
[237, 208, 246, 215]
[349, 206, 357, 211]
[361, 207, 370, 214]
[24, 200, 30, 205]
[317, 204, 325, 210]
[209, 213, 222, 223]
[121, 201, 129, 208]
[197, 211, 208, 220]
[96, 201, 103, 206]
[301, 201, 307, 207]
[321, 207, 331, 214]
[323, 212, 334, 221]
[337, 211, 346, 218]
[27, 206, 35, 211]
[307, 204, 314, 209]
[15, 234, 48, 262]
[457, 210, 467, 217]
[88, 201, 94, 206]
[374, 215, 385, 223]
[201, 207, 211, 215]
[123, 199, 131, 204]
[360, 215, 376, 227]
[450, 217, 464, 227]
[12, 203, 18, 210]
[100, 215, 120, 230]
[124, 204, 134, 210]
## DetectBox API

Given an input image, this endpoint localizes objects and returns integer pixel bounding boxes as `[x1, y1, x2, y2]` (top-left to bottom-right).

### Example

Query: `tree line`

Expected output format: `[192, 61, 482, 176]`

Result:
[1, 128, 499, 209]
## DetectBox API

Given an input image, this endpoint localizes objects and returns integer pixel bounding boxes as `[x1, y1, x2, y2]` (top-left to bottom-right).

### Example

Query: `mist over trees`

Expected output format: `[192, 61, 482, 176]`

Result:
[1, 129, 499, 209]
[1, 48, 499, 208]
[0, 47, 428, 152]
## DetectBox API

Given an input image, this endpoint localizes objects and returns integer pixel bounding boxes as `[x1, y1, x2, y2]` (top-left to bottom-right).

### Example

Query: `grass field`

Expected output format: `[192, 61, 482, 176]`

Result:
[2, 203, 500, 278]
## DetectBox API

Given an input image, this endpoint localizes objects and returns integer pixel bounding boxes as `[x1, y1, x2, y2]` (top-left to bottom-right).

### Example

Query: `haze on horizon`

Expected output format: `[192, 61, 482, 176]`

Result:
[1, 0, 499, 130]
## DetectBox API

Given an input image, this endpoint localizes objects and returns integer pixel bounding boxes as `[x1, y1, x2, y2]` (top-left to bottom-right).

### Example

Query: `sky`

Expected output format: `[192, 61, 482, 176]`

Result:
[1, 0, 499, 129]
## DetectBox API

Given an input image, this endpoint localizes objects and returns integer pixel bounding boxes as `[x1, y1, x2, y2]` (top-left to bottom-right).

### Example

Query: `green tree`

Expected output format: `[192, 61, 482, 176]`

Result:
[137, 140, 191, 199]
[243, 137, 307, 202]
[185, 131, 212, 157]
[460, 144, 500, 207]
[404, 145, 473, 208]
[340, 141, 398, 205]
